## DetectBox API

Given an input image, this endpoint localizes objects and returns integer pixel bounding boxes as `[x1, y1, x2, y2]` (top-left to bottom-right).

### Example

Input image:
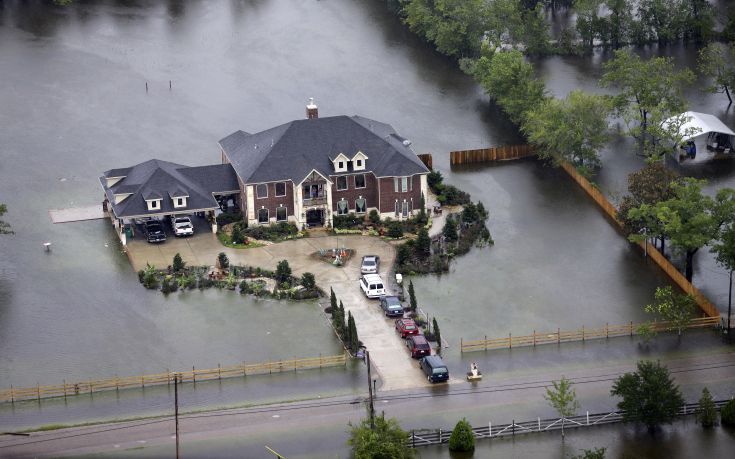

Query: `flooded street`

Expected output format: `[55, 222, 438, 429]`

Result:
[0, 0, 733, 455]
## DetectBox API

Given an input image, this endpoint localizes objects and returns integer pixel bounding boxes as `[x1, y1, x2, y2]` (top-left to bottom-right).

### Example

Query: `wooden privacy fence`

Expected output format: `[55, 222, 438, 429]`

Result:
[450, 144, 535, 165]
[0, 353, 347, 404]
[460, 316, 719, 353]
[559, 160, 720, 318]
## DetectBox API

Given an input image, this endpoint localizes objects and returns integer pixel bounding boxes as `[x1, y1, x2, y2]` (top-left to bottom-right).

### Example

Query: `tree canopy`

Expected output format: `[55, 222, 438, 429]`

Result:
[644, 286, 695, 335]
[610, 360, 684, 431]
[618, 163, 680, 239]
[544, 376, 580, 437]
[348, 414, 414, 459]
[698, 42, 735, 104]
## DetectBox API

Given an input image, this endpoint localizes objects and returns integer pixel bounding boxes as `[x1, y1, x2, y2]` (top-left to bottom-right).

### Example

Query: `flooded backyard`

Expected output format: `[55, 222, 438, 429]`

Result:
[0, 0, 734, 454]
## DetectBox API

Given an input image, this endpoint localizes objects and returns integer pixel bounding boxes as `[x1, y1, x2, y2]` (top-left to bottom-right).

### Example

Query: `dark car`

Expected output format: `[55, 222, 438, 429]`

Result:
[406, 334, 431, 358]
[144, 220, 166, 243]
[379, 295, 404, 317]
[419, 355, 449, 383]
[395, 318, 420, 338]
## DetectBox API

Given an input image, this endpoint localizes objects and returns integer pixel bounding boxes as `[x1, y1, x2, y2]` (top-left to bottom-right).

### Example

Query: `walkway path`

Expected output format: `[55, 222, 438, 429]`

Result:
[127, 233, 432, 390]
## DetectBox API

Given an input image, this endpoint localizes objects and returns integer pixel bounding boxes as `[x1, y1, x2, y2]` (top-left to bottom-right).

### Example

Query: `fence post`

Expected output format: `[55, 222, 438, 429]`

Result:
[558, 328, 560, 345]
[63, 380, 67, 400]
[89, 380, 93, 395]
[606, 323, 609, 339]
[630, 321, 633, 336]
[141, 376, 145, 388]
[218, 363, 222, 380]
[533, 330, 536, 347]
[582, 325, 585, 342]
[10, 385, 14, 404]
[37, 383, 40, 402]
[412, 430, 415, 449]
[320, 353, 323, 367]
[439, 428, 442, 443]
[167, 369, 170, 387]
[116, 376, 119, 392]
[538, 417, 541, 431]
[243, 362, 247, 378]
[193, 366, 196, 384]
[509, 333, 512, 349]
[587, 411, 589, 425]
[484, 335, 487, 351]
[489, 421, 492, 437]
[512, 420, 515, 437]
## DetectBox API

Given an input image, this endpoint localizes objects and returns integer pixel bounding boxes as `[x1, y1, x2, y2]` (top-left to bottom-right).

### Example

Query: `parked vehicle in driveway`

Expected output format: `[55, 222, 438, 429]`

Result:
[170, 215, 194, 237]
[379, 295, 404, 317]
[395, 318, 419, 338]
[420, 355, 449, 383]
[359, 274, 386, 298]
[360, 255, 380, 274]
[144, 220, 166, 243]
[406, 334, 431, 359]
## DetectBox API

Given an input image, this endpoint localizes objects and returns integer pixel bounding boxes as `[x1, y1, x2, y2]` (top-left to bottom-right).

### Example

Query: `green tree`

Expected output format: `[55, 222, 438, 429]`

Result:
[275, 259, 292, 283]
[368, 209, 381, 225]
[473, 49, 547, 125]
[230, 222, 245, 244]
[698, 42, 735, 104]
[448, 418, 475, 452]
[407, 280, 417, 312]
[574, 0, 603, 49]
[301, 272, 316, 289]
[571, 448, 607, 459]
[396, 243, 413, 269]
[442, 214, 458, 242]
[415, 227, 431, 258]
[682, 0, 715, 43]
[172, 253, 185, 273]
[618, 162, 680, 246]
[604, 0, 633, 48]
[601, 49, 695, 158]
[522, 90, 612, 174]
[0, 204, 12, 235]
[644, 286, 695, 336]
[461, 202, 478, 224]
[338, 300, 347, 339]
[432, 317, 441, 353]
[348, 311, 359, 354]
[696, 387, 717, 428]
[217, 252, 229, 269]
[387, 221, 404, 239]
[610, 360, 684, 432]
[330, 287, 337, 319]
[721, 398, 735, 426]
[711, 222, 735, 340]
[544, 377, 580, 438]
[348, 414, 414, 459]
[142, 263, 159, 290]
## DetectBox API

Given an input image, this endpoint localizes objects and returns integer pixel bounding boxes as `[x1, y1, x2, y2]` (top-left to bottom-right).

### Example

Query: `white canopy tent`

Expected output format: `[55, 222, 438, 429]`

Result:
[664, 111, 735, 163]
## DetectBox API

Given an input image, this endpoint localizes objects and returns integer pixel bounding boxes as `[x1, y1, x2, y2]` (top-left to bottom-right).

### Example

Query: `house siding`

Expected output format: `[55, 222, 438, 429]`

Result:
[378, 175, 423, 214]
[330, 172, 379, 215]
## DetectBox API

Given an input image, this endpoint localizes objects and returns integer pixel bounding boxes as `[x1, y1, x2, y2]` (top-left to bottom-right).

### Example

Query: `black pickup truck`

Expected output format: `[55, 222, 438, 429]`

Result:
[144, 220, 167, 243]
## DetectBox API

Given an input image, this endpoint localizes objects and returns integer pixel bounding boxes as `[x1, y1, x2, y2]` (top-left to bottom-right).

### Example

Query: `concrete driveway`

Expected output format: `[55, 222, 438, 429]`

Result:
[126, 232, 433, 390]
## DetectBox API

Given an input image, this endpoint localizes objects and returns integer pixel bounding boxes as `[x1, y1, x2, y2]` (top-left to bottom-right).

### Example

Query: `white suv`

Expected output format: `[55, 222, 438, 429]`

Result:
[170, 216, 194, 237]
[360, 274, 386, 298]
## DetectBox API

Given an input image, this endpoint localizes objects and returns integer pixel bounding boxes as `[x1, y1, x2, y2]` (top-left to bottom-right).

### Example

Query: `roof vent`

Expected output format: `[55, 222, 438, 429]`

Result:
[306, 97, 318, 119]
[402, 139, 412, 147]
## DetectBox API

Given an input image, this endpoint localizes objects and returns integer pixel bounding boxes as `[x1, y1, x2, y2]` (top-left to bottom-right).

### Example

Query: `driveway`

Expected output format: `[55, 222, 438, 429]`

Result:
[126, 232, 433, 390]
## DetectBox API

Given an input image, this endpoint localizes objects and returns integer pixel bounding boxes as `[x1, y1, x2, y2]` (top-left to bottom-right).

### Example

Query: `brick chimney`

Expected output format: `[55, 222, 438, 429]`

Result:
[306, 97, 318, 119]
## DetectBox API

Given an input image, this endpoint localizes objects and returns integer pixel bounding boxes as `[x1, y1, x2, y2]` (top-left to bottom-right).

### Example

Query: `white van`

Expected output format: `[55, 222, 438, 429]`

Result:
[360, 274, 386, 298]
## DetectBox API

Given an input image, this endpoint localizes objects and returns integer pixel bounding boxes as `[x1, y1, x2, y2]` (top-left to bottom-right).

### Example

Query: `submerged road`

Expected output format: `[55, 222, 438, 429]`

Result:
[2, 346, 734, 458]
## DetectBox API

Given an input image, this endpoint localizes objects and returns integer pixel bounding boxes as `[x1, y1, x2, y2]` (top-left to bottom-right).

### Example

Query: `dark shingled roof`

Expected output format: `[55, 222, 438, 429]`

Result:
[218, 115, 429, 184]
[100, 160, 239, 218]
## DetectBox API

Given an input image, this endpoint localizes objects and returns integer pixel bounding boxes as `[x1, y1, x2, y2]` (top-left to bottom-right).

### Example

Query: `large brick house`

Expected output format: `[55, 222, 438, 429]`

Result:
[219, 102, 429, 228]
[100, 102, 429, 238]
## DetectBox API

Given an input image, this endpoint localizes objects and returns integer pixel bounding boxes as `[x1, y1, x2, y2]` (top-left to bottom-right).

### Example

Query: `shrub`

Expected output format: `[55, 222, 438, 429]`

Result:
[217, 252, 229, 269]
[368, 209, 381, 225]
[462, 202, 479, 224]
[427, 170, 443, 191]
[696, 387, 717, 428]
[441, 184, 471, 206]
[244, 222, 298, 241]
[301, 272, 316, 289]
[333, 212, 362, 229]
[442, 215, 458, 242]
[275, 259, 292, 283]
[387, 221, 404, 239]
[137, 269, 145, 284]
[172, 253, 185, 273]
[396, 243, 412, 269]
[448, 418, 475, 452]
[198, 275, 214, 289]
[407, 280, 417, 312]
[231, 222, 246, 244]
[720, 399, 735, 426]
[142, 264, 159, 290]
[433, 317, 441, 352]
[216, 212, 243, 227]
[414, 227, 431, 257]
[161, 275, 178, 295]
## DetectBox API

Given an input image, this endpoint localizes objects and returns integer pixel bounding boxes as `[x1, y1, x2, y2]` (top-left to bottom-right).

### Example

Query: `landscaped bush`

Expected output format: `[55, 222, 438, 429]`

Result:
[333, 212, 363, 229]
[275, 259, 292, 283]
[368, 209, 381, 225]
[428, 170, 471, 206]
[230, 222, 246, 244]
[161, 275, 178, 295]
[217, 252, 229, 269]
[387, 221, 404, 238]
[301, 272, 316, 289]
[721, 399, 735, 426]
[244, 222, 298, 241]
[216, 212, 243, 227]
[172, 253, 185, 273]
[448, 418, 475, 452]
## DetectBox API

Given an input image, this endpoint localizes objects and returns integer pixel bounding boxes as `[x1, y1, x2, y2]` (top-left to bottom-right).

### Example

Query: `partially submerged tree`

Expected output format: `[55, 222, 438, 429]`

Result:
[348, 413, 414, 459]
[275, 259, 292, 284]
[698, 42, 735, 105]
[448, 418, 475, 452]
[523, 90, 612, 176]
[610, 360, 684, 432]
[644, 286, 695, 336]
[442, 214, 458, 242]
[0, 204, 12, 235]
[601, 49, 695, 157]
[544, 376, 580, 438]
[172, 253, 185, 273]
[571, 448, 607, 459]
[711, 221, 735, 340]
[696, 387, 717, 428]
[407, 280, 417, 312]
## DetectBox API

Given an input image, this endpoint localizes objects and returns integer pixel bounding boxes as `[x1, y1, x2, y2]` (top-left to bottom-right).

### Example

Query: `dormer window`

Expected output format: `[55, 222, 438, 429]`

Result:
[173, 196, 188, 208]
[146, 199, 162, 211]
[352, 152, 368, 171]
[332, 153, 350, 173]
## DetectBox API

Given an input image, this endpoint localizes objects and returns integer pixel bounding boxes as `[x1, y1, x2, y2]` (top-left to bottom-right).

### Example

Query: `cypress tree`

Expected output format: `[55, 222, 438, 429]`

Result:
[348, 311, 359, 354]
[433, 317, 441, 353]
[408, 280, 417, 312]
[330, 287, 337, 319]
[338, 300, 347, 339]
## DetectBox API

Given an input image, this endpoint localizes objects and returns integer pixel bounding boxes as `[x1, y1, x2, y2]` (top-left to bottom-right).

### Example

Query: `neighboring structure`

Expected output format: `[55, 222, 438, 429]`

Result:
[100, 101, 430, 243]
[219, 100, 429, 228]
[100, 159, 239, 244]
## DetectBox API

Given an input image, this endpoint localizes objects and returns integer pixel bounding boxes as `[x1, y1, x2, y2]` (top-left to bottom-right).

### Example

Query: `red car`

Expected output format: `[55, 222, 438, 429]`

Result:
[395, 318, 420, 338]
[406, 335, 431, 359]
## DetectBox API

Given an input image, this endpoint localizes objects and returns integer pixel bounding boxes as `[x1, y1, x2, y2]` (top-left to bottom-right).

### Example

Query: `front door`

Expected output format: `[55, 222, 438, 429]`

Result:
[306, 209, 324, 226]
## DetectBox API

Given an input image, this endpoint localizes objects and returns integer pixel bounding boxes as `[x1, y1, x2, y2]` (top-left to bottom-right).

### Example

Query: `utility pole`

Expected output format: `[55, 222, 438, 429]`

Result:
[174, 373, 180, 459]
[366, 350, 375, 429]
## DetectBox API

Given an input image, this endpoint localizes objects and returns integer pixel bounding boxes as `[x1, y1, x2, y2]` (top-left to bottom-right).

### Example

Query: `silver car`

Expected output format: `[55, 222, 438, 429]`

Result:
[360, 255, 380, 274]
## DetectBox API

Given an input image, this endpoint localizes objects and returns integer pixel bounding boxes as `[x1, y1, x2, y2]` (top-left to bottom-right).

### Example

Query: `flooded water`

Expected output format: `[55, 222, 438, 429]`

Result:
[0, 0, 730, 455]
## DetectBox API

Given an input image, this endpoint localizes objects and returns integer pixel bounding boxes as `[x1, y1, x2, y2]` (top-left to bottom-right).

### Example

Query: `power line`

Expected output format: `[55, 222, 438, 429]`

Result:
[2, 359, 734, 450]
